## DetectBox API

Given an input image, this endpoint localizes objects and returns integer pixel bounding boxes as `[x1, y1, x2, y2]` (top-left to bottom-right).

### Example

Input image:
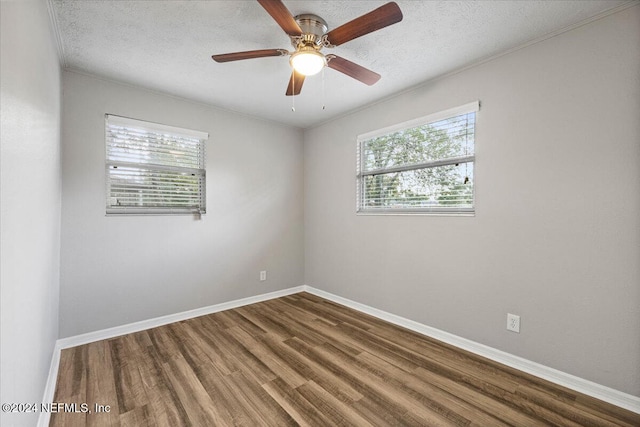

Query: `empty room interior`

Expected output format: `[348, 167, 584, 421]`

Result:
[2, 0, 639, 425]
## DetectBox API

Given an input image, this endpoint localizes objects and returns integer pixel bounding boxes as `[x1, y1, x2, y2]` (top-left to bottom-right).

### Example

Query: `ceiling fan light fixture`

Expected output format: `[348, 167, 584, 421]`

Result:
[212, 1, 404, 96]
[290, 49, 326, 76]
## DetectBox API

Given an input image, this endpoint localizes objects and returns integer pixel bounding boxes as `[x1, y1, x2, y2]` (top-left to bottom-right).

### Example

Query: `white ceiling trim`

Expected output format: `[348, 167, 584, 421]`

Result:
[46, 0, 66, 68]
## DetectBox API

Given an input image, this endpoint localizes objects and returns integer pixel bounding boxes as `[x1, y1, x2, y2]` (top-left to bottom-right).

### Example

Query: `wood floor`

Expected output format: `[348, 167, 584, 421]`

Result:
[51, 292, 639, 426]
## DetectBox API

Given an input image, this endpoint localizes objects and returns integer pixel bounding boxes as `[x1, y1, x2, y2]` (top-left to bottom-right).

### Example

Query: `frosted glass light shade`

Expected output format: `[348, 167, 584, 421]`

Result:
[290, 50, 326, 76]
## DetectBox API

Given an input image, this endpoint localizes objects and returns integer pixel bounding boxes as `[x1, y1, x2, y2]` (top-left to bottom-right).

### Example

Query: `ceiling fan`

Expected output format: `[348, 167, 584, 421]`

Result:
[212, 0, 403, 96]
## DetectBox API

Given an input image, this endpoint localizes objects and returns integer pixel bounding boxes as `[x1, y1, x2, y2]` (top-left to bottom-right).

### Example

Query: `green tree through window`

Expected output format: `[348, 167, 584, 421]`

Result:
[358, 103, 477, 214]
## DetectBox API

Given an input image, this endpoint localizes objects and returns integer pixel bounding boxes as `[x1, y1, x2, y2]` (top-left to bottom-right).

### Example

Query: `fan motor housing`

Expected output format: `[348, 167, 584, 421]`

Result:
[294, 14, 328, 47]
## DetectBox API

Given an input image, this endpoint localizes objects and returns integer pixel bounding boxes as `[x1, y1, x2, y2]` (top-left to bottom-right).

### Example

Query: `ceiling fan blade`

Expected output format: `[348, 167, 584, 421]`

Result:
[325, 2, 403, 47]
[327, 56, 381, 86]
[212, 49, 286, 63]
[257, 0, 303, 36]
[286, 70, 305, 96]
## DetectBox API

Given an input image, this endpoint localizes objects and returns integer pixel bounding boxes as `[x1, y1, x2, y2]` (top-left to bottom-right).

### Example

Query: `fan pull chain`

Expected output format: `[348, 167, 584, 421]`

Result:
[322, 67, 326, 110]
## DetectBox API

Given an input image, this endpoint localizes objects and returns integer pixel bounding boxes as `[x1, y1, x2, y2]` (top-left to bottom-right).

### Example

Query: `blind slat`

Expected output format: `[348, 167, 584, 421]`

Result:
[105, 115, 207, 214]
[357, 106, 476, 214]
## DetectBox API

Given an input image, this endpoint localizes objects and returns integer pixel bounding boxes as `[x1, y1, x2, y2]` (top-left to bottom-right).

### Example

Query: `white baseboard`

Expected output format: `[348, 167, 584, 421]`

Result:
[303, 285, 640, 414]
[38, 341, 63, 427]
[56, 286, 305, 349]
[39, 284, 639, 425]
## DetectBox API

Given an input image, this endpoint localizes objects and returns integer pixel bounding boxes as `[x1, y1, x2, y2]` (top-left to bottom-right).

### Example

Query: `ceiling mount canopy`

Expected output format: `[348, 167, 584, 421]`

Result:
[294, 13, 328, 40]
[211, 0, 403, 96]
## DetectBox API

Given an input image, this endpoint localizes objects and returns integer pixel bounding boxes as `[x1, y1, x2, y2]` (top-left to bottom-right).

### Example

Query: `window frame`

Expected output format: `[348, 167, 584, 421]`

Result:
[105, 114, 208, 216]
[356, 101, 479, 216]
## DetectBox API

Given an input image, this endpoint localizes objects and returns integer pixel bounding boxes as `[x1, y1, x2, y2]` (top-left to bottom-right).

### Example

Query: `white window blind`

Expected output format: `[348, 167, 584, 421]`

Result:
[357, 101, 478, 215]
[105, 115, 208, 215]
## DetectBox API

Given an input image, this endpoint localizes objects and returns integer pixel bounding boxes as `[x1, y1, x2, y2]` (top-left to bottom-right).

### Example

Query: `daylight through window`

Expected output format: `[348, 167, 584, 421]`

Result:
[105, 115, 208, 215]
[357, 101, 478, 214]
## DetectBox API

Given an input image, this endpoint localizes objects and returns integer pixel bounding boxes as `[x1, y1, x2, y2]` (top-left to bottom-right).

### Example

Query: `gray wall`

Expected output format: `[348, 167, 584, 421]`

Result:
[5, 2, 637, 412]
[304, 6, 640, 396]
[0, 1, 62, 425]
[59, 71, 304, 337]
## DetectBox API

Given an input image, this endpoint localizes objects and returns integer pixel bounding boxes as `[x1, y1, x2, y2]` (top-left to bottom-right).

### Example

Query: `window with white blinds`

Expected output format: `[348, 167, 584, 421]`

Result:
[357, 101, 478, 215]
[105, 115, 208, 215]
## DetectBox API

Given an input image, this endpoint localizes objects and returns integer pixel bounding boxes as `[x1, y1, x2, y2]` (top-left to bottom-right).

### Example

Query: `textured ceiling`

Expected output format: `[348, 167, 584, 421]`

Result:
[50, 0, 630, 129]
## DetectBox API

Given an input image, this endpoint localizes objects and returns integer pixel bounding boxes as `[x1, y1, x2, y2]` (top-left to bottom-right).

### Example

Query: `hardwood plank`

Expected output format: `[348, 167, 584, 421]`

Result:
[50, 346, 88, 427]
[368, 317, 582, 403]
[53, 345, 88, 400]
[350, 396, 412, 426]
[202, 310, 238, 330]
[108, 337, 148, 414]
[575, 393, 640, 427]
[234, 304, 295, 341]
[214, 327, 280, 386]
[338, 320, 526, 396]
[180, 316, 242, 376]
[222, 370, 297, 426]
[50, 293, 640, 427]
[335, 321, 423, 372]
[225, 326, 307, 388]
[144, 327, 183, 364]
[120, 332, 157, 389]
[175, 319, 293, 425]
[135, 340, 192, 426]
[261, 377, 332, 426]
[414, 366, 548, 426]
[48, 394, 88, 427]
[216, 308, 267, 336]
[284, 337, 364, 403]
[161, 354, 227, 426]
[514, 384, 636, 427]
[290, 293, 377, 331]
[277, 299, 371, 356]
[119, 404, 155, 427]
[295, 380, 374, 426]
[85, 341, 120, 427]
[163, 323, 238, 424]
[288, 336, 456, 425]
[255, 299, 329, 347]
[358, 350, 512, 427]
[281, 294, 339, 323]
[315, 342, 468, 426]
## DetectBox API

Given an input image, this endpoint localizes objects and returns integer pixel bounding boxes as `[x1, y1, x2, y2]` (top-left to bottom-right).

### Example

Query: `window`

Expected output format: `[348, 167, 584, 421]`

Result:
[105, 115, 208, 215]
[357, 101, 478, 215]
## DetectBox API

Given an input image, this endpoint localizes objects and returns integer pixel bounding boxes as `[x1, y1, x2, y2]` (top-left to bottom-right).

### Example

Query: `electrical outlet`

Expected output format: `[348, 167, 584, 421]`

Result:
[260, 271, 267, 281]
[507, 313, 520, 333]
